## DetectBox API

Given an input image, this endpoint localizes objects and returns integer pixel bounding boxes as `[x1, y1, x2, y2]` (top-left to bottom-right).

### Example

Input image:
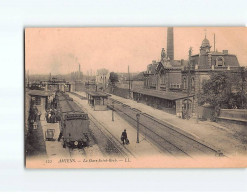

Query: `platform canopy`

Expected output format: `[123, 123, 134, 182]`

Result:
[28, 90, 53, 97]
[132, 88, 194, 101]
[86, 91, 109, 98]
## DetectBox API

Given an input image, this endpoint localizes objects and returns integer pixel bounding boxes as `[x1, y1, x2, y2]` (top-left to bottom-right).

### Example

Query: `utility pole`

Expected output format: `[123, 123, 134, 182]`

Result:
[136, 113, 140, 143]
[112, 102, 114, 122]
[214, 33, 216, 52]
[128, 65, 131, 99]
[186, 47, 192, 120]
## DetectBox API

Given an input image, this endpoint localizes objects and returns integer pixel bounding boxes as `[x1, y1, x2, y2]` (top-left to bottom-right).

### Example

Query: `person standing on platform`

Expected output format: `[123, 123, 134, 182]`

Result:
[121, 129, 128, 145]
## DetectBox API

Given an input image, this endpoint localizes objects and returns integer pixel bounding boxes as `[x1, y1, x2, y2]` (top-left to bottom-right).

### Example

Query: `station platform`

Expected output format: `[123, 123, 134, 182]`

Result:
[40, 114, 71, 158]
[73, 91, 247, 157]
[111, 94, 247, 157]
[69, 92, 167, 159]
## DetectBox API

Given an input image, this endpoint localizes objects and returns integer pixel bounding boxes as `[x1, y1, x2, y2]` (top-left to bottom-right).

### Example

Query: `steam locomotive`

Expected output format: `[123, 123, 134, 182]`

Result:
[56, 92, 90, 148]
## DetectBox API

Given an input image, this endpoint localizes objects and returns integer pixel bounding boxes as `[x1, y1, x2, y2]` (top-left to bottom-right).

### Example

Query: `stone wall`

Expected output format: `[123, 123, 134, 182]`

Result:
[219, 109, 247, 121]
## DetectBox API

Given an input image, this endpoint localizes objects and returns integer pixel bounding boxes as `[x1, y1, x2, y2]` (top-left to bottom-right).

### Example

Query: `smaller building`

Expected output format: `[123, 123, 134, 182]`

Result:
[132, 88, 194, 116]
[28, 90, 54, 113]
[86, 91, 110, 111]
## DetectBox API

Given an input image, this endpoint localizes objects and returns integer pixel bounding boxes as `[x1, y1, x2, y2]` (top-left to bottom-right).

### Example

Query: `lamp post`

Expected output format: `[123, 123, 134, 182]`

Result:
[136, 113, 140, 143]
[112, 102, 114, 122]
[186, 47, 192, 120]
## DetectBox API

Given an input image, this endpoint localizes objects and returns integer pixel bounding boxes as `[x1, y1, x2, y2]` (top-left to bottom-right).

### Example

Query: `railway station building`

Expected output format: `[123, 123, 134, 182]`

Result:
[138, 30, 241, 118]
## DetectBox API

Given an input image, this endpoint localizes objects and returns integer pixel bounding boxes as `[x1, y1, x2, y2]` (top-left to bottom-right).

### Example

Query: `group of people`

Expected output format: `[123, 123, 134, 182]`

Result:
[45, 108, 59, 123]
[28, 105, 41, 123]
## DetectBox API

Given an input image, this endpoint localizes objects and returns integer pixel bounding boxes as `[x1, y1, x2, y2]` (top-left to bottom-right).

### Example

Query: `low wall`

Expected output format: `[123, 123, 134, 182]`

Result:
[219, 109, 247, 121]
[217, 109, 247, 132]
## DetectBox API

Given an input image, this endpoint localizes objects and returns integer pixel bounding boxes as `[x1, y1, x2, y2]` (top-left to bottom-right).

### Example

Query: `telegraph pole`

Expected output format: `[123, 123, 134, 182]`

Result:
[186, 47, 192, 119]
[112, 102, 114, 122]
[136, 113, 140, 143]
[128, 65, 131, 99]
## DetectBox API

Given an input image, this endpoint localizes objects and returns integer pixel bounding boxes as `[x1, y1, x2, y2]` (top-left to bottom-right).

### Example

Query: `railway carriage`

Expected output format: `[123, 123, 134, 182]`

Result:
[57, 92, 90, 148]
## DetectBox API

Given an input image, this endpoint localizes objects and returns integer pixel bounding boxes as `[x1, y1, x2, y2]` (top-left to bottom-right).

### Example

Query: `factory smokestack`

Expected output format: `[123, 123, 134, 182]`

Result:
[167, 27, 174, 60]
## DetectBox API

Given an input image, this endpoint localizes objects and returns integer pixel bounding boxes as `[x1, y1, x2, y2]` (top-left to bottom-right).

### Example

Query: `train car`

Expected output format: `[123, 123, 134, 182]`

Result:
[57, 92, 90, 148]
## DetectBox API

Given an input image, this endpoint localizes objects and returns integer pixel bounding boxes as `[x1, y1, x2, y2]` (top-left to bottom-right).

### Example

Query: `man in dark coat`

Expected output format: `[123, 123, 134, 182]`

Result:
[121, 129, 128, 145]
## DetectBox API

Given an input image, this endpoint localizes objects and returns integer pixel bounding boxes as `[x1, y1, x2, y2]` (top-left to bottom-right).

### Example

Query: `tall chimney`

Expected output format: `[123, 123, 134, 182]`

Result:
[167, 27, 174, 60]
[214, 33, 216, 52]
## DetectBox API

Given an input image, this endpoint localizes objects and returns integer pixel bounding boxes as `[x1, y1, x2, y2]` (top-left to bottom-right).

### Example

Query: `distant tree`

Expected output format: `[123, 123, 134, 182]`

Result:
[132, 72, 145, 81]
[109, 72, 119, 86]
[235, 67, 247, 108]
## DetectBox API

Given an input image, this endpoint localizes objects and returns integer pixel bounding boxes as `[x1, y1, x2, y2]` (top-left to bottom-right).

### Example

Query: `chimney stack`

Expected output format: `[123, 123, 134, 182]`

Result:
[167, 27, 174, 61]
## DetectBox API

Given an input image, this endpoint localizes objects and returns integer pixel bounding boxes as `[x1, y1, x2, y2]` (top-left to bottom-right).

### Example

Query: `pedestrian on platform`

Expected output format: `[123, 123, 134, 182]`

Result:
[38, 111, 41, 121]
[48, 112, 51, 123]
[121, 129, 128, 145]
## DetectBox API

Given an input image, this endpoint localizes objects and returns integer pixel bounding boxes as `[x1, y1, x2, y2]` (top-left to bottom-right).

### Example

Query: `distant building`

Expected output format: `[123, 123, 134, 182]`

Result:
[96, 72, 110, 90]
[41, 77, 71, 92]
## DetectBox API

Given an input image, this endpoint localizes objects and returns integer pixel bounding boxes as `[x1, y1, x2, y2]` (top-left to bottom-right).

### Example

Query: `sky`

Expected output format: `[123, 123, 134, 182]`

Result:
[25, 27, 247, 75]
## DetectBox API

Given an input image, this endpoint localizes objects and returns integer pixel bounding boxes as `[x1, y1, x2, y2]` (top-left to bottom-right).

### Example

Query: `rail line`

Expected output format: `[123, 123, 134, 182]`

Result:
[69, 92, 223, 157]
[68, 92, 134, 158]
[88, 112, 134, 158]
[109, 100, 190, 157]
[108, 97, 223, 157]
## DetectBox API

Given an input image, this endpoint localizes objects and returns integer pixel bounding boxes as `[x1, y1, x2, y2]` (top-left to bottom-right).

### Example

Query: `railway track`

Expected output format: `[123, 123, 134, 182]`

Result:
[68, 92, 134, 158]
[88, 112, 134, 158]
[108, 98, 223, 158]
[69, 92, 223, 158]
[68, 147, 86, 158]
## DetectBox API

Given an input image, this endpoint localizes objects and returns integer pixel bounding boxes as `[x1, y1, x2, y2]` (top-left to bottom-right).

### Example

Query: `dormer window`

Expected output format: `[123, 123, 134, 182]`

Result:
[216, 56, 224, 67]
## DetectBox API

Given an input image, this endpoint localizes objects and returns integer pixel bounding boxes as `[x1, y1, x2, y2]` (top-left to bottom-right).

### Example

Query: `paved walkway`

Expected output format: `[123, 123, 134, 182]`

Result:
[74, 91, 247, 157]
[39, 112, 72, 159]
[69, 92, 167, 159]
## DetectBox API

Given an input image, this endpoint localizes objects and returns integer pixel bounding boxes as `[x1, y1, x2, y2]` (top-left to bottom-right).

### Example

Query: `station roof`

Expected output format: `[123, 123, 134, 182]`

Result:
[28, 90, 53, 97]
[86, 91, 109, 97]
[132, 88, 194, 101]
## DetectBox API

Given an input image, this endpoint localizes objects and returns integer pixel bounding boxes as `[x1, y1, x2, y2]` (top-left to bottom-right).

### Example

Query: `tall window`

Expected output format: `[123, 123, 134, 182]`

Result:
[191, 77, 195, 90]
[183, 77, 187, 89]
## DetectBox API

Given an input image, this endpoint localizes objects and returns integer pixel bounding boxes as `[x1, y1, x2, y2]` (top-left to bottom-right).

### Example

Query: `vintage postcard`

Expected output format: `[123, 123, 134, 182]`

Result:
[25, 27, 247, 168]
